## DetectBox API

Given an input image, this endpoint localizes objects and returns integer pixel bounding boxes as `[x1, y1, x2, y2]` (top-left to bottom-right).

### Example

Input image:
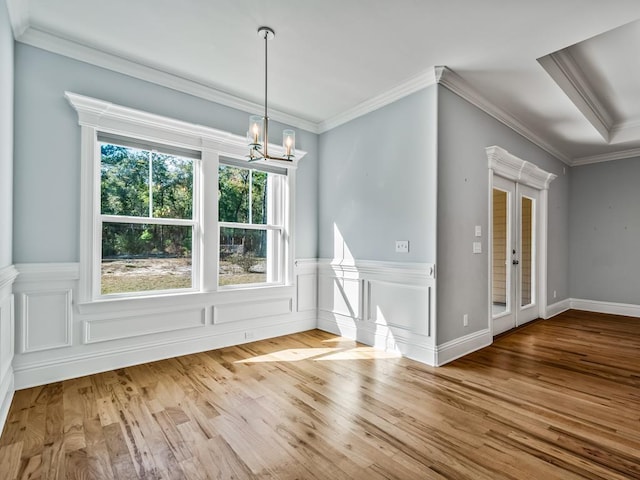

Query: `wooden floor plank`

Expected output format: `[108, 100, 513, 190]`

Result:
[1, 309, 639, 479]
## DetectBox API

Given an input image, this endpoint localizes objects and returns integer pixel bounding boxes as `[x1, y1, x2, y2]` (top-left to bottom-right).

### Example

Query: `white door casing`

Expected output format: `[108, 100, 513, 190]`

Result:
[487, 146, 556, 337]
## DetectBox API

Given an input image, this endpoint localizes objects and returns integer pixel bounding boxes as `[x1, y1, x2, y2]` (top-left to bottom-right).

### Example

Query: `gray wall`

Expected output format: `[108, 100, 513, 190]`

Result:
[13, 44, 318, 262]
[0, 2, 12, 268]
[437, 86, 570, 344]
[570, 158, 640, 304]
[318, 87, 438, 263]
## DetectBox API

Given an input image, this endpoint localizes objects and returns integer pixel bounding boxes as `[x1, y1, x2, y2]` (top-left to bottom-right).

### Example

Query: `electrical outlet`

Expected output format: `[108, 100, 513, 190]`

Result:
[463, 314, 469, 327]
[472, 242, 482, 254]
[395, 240, 409, 253]
[553, 290, 557, 299]
[244, 331, 254, 340]
[475, 225, 482, 237]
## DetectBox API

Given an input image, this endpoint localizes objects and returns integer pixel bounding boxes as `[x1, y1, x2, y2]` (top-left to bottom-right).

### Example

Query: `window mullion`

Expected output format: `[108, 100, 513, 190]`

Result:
[148, 150, 153, 219]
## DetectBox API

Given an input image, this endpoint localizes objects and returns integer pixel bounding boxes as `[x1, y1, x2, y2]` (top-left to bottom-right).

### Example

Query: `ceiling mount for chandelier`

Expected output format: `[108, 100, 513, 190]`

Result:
[248, 26, 295, 163]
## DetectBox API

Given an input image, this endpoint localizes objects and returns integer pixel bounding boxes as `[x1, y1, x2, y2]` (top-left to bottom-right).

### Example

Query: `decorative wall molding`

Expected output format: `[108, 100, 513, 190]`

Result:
[14, 316, 316, 389]
[538, 51, 612, 143]
[5, 0, 29, 38]
[84, 307, 207, 344]
[14, 25, 318, 133]
[435, 328, 492, 366]
[0, 265, 17, 435]
[0, 366, 14, 436]
[213, 298, 292, 324]
[20, 289, 73, 353]
[570, 298, 640, 318]
[13, 262, 79, 282]
[65, 92, 307, 166]
[316, 259, 436, 365]
[317, 69, 439, 133]
[0, 265, 19, 290]
[572, 147, 640, 166]
[437, 66, 572, 165]
[544, 298, 571, 319]
[11, 260, 317, 388]
[486, 145, 557, 190]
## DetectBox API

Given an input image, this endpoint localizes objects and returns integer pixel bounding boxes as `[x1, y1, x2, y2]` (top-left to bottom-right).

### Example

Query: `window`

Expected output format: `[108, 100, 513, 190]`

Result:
[218, 158, 286, 287]
[66, 92, 304, 303]
[99, 137, 197, 296]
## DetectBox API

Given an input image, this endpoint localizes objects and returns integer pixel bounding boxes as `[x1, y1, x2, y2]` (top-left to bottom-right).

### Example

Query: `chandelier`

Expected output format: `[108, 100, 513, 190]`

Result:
[248, 26, 296, 163]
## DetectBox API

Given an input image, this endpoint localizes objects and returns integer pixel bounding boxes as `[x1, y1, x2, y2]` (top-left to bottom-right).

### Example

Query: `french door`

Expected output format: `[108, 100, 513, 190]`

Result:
[492, 176, 539, 336]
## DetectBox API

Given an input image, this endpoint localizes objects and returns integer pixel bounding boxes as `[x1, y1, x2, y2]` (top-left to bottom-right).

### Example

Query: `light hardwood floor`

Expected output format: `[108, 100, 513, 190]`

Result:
[0, 310, 639, 479]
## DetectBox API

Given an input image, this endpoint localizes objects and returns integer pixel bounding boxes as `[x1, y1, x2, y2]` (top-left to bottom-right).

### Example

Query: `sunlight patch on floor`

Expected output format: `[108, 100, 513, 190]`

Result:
[235, 347, 401, 363]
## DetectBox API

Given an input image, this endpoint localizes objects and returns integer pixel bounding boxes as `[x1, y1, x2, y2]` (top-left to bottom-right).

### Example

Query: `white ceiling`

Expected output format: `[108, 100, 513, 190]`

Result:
[6, 0, 640, 165]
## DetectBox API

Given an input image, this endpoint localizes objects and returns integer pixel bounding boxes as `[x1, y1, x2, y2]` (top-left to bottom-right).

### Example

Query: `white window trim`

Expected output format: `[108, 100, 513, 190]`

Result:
[65, 92, 305, 306]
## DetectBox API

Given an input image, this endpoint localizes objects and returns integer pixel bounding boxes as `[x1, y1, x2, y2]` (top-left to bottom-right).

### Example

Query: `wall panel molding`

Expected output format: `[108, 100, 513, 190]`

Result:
[11, 261, 316, 388]
[0, 265, 17, 434]
[317, 259, 436, 365]
[20, 289, 73, 353]
[84, 307, 207, 344]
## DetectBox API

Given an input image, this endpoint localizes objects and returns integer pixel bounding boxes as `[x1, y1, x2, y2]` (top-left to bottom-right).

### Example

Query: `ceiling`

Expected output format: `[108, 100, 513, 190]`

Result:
[6, 0, 640, 165]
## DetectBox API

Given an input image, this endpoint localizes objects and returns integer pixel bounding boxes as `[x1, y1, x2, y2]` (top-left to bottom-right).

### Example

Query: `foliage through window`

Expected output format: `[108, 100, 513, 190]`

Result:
[100, 142, 195, 295]
[218, 159, 285, 286]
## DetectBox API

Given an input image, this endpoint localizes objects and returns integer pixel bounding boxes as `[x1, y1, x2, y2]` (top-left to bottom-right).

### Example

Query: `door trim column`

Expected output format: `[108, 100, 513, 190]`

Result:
[486, 146, 557, 330]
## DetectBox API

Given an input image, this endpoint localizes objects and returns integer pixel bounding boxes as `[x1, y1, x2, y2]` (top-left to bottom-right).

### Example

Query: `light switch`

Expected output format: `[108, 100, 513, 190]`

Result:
[475, 225, 482, 237]
[473, 242, 482, 254]
[395, 240, 409, 253]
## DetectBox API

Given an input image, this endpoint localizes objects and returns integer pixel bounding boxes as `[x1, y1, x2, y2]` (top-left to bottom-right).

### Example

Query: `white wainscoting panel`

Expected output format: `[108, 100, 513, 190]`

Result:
[84, 307, 207, 344]
[0, 294, 14, 379]
[0, 265, 18, 434]
[20, 289, 73, 353]
[213, 297, 292, 324]
[368, 280, 431, 337]
[318, 275, 363, 319]
[317, 259, 436, 365]
[11, 261, 317, 389]
[296, 273, 317, 312]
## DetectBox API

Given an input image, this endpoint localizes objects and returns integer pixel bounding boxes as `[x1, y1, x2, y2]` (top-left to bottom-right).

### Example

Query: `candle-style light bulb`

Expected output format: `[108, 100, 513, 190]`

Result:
[283, 129, 295, 158]
[249, 115, 262, 147]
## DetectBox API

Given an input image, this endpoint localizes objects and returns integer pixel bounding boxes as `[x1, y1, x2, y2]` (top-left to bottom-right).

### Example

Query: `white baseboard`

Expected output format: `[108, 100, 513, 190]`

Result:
[435, 328, 492, 366]
[570, 298, 640, 318]
[544, 298, 571, 319]
[14, 317, 316, 389]
[317, 313, 436, 366]
[0, 367, 15, 434]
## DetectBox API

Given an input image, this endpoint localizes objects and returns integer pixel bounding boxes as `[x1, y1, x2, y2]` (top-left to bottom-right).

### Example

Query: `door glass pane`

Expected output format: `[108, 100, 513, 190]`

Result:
[521, 196, 533, 307]
[492, 189, 508, 316]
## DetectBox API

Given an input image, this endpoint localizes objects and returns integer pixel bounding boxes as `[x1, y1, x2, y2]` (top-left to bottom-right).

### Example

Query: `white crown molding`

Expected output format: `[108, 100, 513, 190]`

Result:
[5, 0, 29, 38]
[13, 17, 640, 167]
[486, 145, 557, 189]
[538, 51, 613, 143]
[436, 66, 572, 165]
[15, 26, 319, 134]
[572, 146, 640, 166]
[317, 69, 439, 133]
